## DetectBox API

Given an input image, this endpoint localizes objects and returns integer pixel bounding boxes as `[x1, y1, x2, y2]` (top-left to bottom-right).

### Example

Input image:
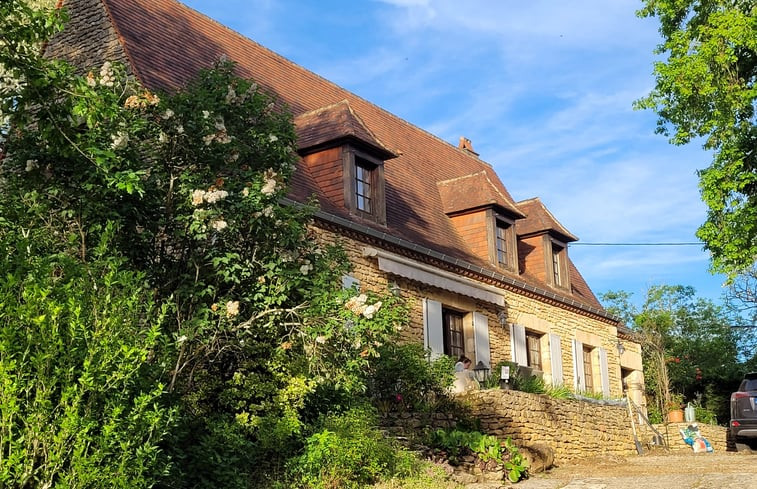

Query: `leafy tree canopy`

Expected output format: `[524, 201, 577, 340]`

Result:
[636, 1, 757, 277]
[1, 1, 416, 487]
[601, 284, 754, 422]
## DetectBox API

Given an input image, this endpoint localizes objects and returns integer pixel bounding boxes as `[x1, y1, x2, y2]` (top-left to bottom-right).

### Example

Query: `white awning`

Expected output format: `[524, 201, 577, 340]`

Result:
[362, 247, 505, 306]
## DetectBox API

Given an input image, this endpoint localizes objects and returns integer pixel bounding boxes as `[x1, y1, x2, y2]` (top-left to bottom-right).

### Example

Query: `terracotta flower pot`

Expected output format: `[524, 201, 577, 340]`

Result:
[667, 409, 684, 423]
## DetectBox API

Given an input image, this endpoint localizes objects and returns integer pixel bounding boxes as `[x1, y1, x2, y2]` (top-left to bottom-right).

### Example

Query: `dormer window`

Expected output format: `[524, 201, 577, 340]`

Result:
[493, 215, 517, 272]
[355, 156, 374, 213]
[548, 238, 569, 289]
[344, 147, 386, 224]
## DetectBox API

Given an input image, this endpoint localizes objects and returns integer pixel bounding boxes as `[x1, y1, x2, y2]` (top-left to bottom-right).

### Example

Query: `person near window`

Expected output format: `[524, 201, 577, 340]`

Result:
[452, 355, 478, 393]
[454, 355, 471, 372]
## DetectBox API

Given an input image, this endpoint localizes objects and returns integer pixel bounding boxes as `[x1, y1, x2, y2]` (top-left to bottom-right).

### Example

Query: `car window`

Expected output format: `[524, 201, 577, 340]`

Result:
[743, 379, 757, 391]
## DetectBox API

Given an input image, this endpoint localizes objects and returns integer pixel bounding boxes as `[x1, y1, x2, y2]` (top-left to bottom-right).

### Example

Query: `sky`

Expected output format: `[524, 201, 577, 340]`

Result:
[182, 0, 729, 308]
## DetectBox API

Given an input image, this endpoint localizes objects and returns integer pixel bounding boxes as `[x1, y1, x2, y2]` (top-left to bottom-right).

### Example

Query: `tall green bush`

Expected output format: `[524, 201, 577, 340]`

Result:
[366, 343, 455, 413]
[0, 226, 173, 488]
[287, 407, 418, 489]
[2, 2, 418, 487]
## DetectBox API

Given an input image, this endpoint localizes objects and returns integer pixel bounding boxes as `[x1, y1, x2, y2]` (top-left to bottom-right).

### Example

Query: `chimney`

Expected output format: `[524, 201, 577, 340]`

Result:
[458, 136, 479, 156]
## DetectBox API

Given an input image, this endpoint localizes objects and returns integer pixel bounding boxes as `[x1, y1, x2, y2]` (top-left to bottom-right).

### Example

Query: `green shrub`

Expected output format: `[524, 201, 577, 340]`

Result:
[288, 407, 419, 488]
[366, 343, 456, 413]
[428, 429, 528, 482]
[0, 229, 173, 488]
[544, 383, 574, 399]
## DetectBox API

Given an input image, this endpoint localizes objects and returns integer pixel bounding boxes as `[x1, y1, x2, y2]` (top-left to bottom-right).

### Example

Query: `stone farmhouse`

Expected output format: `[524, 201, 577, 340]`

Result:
[50, 0, 645, 404]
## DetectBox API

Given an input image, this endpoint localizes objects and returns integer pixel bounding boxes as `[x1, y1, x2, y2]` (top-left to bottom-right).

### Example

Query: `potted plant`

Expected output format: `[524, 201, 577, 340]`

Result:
[667, 393, 685, 423]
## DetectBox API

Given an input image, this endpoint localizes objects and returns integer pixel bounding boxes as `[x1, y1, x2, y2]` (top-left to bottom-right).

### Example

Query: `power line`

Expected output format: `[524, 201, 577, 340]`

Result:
[569, 242, 703, 246]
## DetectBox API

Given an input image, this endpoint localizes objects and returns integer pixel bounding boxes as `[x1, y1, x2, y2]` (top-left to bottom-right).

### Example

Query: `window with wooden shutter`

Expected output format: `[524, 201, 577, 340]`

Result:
[526, 331, 543, 371]
[583, 346, 594, 393]
[443, 308, 465, 358]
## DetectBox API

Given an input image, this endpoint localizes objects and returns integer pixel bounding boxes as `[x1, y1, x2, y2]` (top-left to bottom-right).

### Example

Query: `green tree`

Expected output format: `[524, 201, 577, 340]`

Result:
[635, 1, 757, 277]
[601, 285, 748, 423]
[1, 1, 414, 487]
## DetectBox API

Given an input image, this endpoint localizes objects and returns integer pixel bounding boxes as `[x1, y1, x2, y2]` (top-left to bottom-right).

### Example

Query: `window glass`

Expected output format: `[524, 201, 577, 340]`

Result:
[582, 346, 594, 392]
[552, 243, 563, 286]
[355, 157, 372, 213]
[496, 221, 509, 267]
[526, 331, 542, 370]
[442, 308, 464, 358]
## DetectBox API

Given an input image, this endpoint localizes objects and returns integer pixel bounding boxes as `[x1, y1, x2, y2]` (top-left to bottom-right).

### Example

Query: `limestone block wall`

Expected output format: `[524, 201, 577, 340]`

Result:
[314, 227, 634, 399]
[643, 422, 727, 452]
[462, 389, 637, 463]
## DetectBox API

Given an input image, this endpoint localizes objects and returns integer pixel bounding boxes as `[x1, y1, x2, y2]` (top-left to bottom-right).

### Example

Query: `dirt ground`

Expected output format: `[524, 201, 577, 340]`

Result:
[510, 451, 753, 489]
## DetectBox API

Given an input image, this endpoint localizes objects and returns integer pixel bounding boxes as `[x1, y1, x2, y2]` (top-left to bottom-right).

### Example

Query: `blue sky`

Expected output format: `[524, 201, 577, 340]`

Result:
[182, 0, 728, 307]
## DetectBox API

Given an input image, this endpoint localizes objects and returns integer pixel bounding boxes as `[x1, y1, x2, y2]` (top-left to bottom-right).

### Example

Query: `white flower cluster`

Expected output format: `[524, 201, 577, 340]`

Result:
[25, 159, 38, 172]
[226, 300, 240, 318]
[110, 131, 129, 150]
[252, 205, 274, 219]
[261, 168, 278, 196]
[191, 189, 229, 206]
[345, 294, 383, 319]
[210, 219, 228, 231]
[203, 116, 232, 145]
[299, 260, 313, 275]
[224, 83, 257, 105]
[99, 61, 115, 87]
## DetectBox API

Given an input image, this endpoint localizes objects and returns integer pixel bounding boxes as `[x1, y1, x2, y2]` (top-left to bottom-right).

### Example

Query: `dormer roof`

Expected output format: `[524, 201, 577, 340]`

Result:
[437, 171, 525, 219]
[294, 100, 396, 160]
[515, 197, 578, 243]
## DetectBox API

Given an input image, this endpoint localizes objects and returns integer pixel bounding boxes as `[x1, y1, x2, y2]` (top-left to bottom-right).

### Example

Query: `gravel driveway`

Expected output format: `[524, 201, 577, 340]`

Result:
[511, 451, 752, 489]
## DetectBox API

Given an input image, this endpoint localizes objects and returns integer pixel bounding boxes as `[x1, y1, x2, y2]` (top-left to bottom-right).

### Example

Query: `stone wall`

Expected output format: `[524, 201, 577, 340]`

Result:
[462, 389, 637, 463]
[642, 422, 727, 452]
[313, 227, 637, 400]
[381, 390, 731, 465]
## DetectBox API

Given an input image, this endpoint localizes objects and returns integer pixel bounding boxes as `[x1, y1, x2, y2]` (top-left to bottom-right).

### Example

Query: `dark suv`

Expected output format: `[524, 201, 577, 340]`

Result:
[730, 372, 757, 452]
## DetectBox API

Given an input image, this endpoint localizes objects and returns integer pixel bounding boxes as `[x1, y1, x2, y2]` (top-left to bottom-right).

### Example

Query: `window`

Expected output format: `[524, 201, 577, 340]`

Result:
[526, 331, 542, 371]
[552, 243, 563, 286]
[492, 215, 516, 272]
[344, 149, 386, 223]
[443, 308, 465, 358]
[547, 238, 569, 289]
[496, 221, 510, 268]
[355, 157, 373, 213]
[582, 346, 594, 392]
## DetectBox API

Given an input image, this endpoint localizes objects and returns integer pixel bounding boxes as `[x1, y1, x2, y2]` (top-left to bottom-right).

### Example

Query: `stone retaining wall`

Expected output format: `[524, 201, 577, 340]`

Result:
[642, 422, 727, 452]
[462, 389, 638, 463]
[381, 389, 732, 467]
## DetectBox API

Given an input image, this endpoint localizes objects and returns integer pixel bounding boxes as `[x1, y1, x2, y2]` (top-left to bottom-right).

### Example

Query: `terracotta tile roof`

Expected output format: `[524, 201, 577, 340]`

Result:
[515, 197, 579, 242]
[64, 0, 607, 314]
[437, 171, 525, 219]
[294, 100, 396, 160]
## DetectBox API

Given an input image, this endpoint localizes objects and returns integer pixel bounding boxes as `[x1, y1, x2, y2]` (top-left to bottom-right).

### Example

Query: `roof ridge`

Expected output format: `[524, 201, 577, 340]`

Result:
[482, 170, 515, 209]
[518, 197, 578, 241]
[296, 99, 351, 118]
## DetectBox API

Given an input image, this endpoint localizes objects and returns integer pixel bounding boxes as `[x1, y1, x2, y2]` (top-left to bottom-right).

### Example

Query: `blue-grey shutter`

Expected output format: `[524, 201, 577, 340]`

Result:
[510, 323, 527, 365]
[599, 347, 610, 397]
[572, 339, 585, 392]
[423, 298, 444, 359]
[473, 312, 490, 368]
[549, 333, 564, 386]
